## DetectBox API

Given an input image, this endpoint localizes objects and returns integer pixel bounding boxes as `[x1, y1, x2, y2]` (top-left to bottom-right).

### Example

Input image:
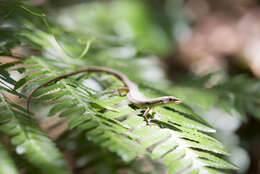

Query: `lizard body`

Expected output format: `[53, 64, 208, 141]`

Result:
[27, 67, 181, 124]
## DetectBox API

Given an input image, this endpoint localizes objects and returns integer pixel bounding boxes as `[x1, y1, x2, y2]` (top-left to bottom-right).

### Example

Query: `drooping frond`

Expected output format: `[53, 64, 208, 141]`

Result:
[0, 94, 72, 174]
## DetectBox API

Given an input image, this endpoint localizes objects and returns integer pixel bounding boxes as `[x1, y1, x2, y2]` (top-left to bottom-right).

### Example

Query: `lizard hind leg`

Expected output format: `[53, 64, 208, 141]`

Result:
[143, 107, 151, 125]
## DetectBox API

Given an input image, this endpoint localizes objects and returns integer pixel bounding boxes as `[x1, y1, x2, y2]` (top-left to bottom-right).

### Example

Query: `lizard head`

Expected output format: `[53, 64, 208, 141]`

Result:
[165, 96, 182, 104]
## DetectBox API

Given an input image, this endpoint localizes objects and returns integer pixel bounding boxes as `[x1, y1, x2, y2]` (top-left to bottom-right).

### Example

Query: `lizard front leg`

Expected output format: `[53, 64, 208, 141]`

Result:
[113, 87, 129, 96]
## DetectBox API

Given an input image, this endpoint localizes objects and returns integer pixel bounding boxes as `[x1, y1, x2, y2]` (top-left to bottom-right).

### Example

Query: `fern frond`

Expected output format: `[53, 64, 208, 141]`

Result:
[0, 94, 72, 174]
[0, 142, 19, 174]
[20, 56, 237, 174]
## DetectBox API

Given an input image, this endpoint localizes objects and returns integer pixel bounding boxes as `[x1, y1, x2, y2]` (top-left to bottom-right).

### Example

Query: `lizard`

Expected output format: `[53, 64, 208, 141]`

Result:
[26, 67, 181, 124]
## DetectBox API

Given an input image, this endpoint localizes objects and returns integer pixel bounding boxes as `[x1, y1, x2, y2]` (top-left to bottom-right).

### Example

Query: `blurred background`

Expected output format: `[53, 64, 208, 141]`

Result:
[1, 0, 260, 174]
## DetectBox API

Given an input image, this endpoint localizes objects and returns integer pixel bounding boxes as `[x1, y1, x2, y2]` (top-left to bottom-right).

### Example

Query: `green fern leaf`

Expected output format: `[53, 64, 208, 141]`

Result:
[0, 61, 26, 98]
[0, 94, 72, 174]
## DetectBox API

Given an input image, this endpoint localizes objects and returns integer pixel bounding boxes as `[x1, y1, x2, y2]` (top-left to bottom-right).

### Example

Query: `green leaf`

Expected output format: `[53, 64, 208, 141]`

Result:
[157, 107, 215, 133]
[195, 151, 237, 170]
[0, 61, 23, 69]
[48, 99, 75, 116]
[0, 142, 19, 174]
[0, 94, 72, 174]
[0, 86, 26, 98]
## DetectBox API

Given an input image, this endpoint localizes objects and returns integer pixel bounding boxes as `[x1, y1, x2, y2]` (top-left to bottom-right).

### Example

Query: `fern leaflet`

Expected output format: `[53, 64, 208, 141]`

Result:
[0, 93, 72, 174]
